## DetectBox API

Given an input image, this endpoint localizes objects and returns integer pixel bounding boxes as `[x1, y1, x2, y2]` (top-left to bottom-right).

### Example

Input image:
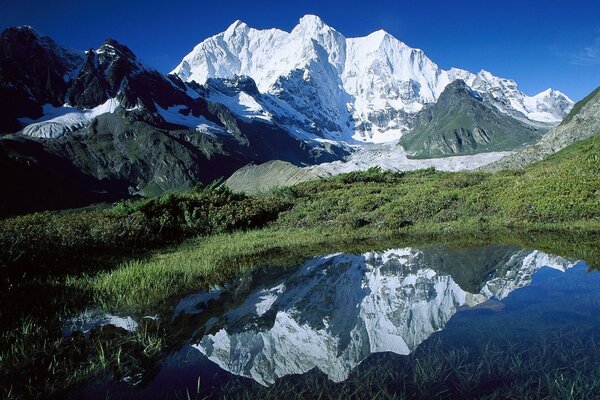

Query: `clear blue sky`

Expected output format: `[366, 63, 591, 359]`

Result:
[1, 0, 599, 100]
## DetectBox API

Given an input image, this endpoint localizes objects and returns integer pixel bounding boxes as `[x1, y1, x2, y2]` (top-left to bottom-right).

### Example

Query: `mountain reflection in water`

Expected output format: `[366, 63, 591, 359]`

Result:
[173, 246, 576, 386]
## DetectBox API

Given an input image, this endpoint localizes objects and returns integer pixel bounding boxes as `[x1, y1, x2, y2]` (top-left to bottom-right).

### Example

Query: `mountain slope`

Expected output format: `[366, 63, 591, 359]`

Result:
[399, 80, 544, 158]
[0, 28, 348, 217]
[485, 85, 600, 171]
[0, 26, 84, 133]
[224, 160, 322, 195]
[173, 15, 573, 143]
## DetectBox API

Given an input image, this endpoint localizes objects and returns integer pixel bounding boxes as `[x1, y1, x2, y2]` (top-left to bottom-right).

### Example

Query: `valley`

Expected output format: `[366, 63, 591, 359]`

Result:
[0, 10, 599, 400]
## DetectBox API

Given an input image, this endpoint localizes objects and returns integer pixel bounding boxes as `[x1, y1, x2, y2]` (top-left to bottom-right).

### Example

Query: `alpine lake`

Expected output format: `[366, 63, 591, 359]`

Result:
[2, 233, 600, 400]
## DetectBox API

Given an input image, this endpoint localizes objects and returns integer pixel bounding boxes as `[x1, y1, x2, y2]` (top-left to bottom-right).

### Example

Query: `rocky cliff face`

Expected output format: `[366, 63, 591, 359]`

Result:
[0, 26, 84, 133]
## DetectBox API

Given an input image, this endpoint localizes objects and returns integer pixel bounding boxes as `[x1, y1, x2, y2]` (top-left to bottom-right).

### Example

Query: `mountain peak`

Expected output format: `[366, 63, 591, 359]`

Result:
[534, 88, 572, 101]
[400, 78, 541, 158]
[1, 25, 45, 43]
[477, 69, 495, 79]
[439, 79, 481, 101]
[361, 29, 397, 49]
[368, 29, 390, 40]
[225, 19, 249, 35]
[12, 25, 37, 34]
[97, 38, 137, 61]
[3, 25, 37, 35]
[296, 14, 329, 32]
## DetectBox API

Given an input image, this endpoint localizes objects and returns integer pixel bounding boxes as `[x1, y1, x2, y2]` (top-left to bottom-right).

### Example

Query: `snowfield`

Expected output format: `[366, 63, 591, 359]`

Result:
[19, 99, 120, 138]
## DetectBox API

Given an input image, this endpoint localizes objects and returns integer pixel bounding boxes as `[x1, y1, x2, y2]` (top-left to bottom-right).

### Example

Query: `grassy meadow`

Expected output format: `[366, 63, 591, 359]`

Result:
[1, 132, 599, 399]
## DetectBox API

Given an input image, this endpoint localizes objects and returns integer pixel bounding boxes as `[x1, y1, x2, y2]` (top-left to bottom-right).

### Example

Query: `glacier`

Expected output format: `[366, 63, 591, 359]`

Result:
[19, 99, 120, 139]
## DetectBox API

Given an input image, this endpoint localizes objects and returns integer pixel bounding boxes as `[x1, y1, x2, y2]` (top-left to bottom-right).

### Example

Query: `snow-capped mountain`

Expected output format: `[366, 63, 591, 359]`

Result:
[183, 247, 576, 386]
[0, 26, 351, 216]
[173, 15, 574, 143]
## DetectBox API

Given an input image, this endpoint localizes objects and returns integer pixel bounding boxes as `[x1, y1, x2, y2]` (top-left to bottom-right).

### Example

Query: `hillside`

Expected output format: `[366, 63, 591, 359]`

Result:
[398, 80, 545, 158]
[271, 130, 600, 231]
[224, 160, 323, 195]
[485, 85, 600, 171]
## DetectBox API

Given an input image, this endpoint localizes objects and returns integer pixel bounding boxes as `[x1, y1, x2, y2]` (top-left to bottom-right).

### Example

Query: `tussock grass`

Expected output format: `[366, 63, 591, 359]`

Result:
[0, 316, 165, 400]
[68, 228, 377, 308]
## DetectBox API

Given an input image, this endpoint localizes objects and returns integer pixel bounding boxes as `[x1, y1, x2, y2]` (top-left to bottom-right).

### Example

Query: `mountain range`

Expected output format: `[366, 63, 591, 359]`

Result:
[0, 16, 582, 216]
[172, 15, 572, 143]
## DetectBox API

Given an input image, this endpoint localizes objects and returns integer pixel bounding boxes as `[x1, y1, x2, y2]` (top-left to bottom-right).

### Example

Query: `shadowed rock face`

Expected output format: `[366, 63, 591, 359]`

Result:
[0, 26, 84, 133]
[399, 80, 545, 158]
[172, 245, 575, 386]
[0, 27, 349, 216]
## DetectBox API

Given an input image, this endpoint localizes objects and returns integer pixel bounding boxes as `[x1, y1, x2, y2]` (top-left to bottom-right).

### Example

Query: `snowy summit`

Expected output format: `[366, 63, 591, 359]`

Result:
[172, 15, 574, 143]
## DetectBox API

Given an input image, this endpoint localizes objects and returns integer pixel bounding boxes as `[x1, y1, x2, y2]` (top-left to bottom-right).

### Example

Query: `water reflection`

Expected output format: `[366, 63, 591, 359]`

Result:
[175, 246, 576, 386]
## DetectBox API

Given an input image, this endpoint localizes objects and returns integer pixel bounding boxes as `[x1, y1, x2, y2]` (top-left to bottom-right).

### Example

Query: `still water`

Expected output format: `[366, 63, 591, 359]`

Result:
[71, 244, 600, 399]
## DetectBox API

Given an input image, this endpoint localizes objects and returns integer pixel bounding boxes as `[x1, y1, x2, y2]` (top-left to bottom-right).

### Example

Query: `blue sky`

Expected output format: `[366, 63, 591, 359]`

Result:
[1, 0, 599, 100]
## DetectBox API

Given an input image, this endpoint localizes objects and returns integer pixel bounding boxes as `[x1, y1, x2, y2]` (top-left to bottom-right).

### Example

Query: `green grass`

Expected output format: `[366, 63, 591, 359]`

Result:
[0, 315, 166, 400]
[1, 131, 599, 398]
[273, 131, 600, 231]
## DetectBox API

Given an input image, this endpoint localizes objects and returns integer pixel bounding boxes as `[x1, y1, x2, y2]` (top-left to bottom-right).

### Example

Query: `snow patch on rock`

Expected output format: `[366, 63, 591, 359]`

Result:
[20, 98, 120, 138]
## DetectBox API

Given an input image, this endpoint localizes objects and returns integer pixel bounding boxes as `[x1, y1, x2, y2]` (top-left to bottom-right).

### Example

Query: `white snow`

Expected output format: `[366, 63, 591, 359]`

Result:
[155, 104, 226, 135]
[206, 91, 273, 122]
[306, 142, 512, 176]
[172, 15, 574, 144]
[173, 288, 224, 317]
[20, 99, 120, 138]
[480, 250, 575, 300]
[62, 310, 138, 336]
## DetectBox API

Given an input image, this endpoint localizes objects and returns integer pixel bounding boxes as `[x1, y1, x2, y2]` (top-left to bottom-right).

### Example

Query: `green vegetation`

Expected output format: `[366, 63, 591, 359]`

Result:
[0, 182, 290, 271]
[1, 131, 599, 399]
[274, 131, 599, 230]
